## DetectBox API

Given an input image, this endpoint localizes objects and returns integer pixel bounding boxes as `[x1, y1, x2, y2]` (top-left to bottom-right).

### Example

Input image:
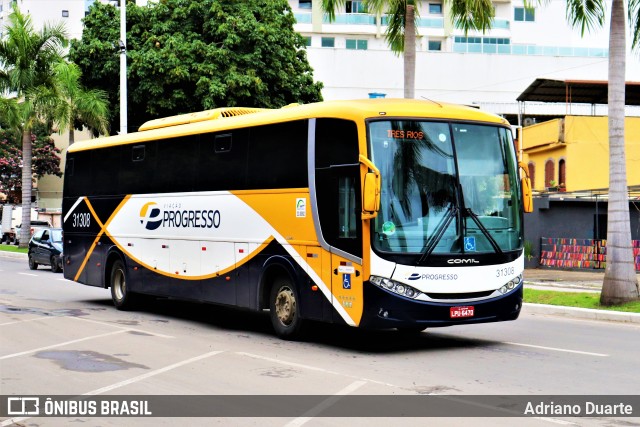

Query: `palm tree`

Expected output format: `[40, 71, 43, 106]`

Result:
[321, 0, 494, 98]
[53, 62, 110, 145]
[0, 7, 67, 248]
[549, 0, 639, 304]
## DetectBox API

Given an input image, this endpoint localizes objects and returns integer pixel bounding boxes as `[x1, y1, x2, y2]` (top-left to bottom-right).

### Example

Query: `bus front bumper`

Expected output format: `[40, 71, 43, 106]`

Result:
[359, 282, 523, 329]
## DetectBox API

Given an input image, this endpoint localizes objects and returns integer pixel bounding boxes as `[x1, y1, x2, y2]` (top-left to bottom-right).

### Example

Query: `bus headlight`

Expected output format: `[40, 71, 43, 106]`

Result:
[370, 276, 421, 299]
[499, 274, 523, 295]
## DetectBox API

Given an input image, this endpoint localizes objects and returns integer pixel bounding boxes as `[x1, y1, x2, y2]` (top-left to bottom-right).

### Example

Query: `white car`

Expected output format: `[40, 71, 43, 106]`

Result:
[15, 220, 52, 245]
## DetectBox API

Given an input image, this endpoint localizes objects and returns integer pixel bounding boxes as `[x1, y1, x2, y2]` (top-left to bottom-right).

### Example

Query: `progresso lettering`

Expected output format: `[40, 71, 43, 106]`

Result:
[162, 209, 221, 229]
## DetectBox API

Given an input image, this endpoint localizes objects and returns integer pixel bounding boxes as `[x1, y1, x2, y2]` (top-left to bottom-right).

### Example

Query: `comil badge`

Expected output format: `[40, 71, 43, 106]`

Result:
[139, 202, 162, 230]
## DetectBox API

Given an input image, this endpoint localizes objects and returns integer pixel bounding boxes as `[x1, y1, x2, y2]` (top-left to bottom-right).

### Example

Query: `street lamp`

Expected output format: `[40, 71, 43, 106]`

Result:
[120, 0, 127, 135]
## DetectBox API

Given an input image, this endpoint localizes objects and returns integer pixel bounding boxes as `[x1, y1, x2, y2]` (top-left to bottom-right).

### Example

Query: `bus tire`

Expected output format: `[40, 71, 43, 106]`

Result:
[110, 259, 136, 310]
[28, 254, 38, 270]
[269, 276, 304, 340]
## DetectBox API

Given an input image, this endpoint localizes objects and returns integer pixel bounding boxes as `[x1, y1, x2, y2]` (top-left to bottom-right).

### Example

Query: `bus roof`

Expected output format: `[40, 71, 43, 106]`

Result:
[68, 98, 509, 153]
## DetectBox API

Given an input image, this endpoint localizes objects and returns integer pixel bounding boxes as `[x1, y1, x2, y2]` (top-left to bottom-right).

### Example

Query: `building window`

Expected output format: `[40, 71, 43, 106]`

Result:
[528, 162, 536, 189]
[428, 3, 442, 14]
[304, 37, 311, 47]
[299, 0, 312, 9]
[558, 159, 566, 188]
[321, 37, 335, 48]
[544, 160, 555, 188]
[428, 40, 442, 51]
[62, 10, 69, 17]
[346, 39, 368, 50]
[455, 36, 481, 44]
[346, 1, 366, 13]
[514, 7, 535, 22]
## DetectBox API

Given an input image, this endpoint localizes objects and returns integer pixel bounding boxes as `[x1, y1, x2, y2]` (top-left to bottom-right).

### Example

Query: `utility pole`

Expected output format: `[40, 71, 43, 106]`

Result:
[119, 0, 127, 135]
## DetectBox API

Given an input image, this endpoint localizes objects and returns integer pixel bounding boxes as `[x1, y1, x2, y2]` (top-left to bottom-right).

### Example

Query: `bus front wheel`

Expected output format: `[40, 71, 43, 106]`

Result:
[269, 277, 304, 340]
[110, 259, 136, 310]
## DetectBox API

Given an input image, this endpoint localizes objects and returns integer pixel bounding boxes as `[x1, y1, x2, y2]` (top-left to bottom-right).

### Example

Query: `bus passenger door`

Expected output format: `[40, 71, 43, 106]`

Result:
[313, 118, 364, 326]
[322, 174, 364, 326]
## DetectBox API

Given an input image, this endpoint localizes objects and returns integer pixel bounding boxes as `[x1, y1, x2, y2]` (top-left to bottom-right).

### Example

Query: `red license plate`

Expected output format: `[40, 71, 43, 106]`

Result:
[450, 306, 475, 318]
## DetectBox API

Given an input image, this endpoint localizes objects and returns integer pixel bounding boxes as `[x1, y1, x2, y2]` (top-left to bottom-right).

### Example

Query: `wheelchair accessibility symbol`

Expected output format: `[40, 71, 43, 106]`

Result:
[464, 237, 476, 252]
[343, 274, 351, 289]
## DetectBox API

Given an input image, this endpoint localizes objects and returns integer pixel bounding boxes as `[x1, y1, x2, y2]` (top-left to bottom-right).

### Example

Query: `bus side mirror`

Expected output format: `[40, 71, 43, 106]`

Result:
[363, 172, 380, 215]
[519, 162, 533, 213]
[360, 155, 380, 219]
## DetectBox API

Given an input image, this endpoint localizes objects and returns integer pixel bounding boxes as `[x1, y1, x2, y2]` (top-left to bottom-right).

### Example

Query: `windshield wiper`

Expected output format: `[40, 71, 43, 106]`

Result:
[465, 208, 502, 254]
[416, 205, 458, 265]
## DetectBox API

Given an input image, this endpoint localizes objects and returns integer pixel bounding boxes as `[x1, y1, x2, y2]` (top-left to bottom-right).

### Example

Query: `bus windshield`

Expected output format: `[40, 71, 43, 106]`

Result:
[369, 120, 522, 257]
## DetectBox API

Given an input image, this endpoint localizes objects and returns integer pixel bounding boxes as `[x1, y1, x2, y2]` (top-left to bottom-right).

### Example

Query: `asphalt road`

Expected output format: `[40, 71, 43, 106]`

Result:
[1, 256, 639, 427]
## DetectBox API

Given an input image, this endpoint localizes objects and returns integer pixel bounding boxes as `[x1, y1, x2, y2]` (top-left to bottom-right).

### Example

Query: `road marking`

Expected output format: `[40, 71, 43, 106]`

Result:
[237, 352, 396, 387]
[0, 330, 126, 360]
[69, 315, 174, 339]
[284, 380, 368, 427]
[84, 350, 224, 395]
[505, 342, 609, 357]
[0, 314, 68, 326]
[18, 272, 38, 277]
[0, 350, 224, 427]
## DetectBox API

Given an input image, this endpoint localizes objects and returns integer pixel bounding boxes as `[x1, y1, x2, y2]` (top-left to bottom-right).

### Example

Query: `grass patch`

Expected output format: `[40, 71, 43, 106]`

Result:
[524, 288, 640, 313]
[0, 244, 27, 254]
[0, 244, 28, 254]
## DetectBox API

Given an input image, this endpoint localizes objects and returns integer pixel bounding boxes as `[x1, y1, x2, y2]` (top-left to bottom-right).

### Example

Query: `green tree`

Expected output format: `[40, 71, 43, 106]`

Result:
[542, 0, 639, 304]
[0, 7, 67, 247]
[53, 61, 110, 145]
[321, 0, 494, 98]
[70, 0, 323, 132]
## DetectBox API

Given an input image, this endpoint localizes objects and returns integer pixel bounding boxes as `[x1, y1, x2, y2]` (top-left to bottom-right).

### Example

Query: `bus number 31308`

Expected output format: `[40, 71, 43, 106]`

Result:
[72, 212, 91, 228]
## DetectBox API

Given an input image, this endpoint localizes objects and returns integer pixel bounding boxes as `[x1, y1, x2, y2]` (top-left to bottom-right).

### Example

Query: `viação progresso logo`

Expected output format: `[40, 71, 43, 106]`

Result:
[138, 201, 221, 230]
[139, 202, 162, 230]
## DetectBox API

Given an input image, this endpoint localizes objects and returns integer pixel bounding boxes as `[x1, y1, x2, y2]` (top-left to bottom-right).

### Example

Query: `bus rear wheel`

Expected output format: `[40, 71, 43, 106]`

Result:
[110, 259, 136, 310]
[269, 277, 304, 340]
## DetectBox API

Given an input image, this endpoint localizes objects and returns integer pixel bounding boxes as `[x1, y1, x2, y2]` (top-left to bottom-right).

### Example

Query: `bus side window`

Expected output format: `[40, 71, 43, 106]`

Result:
[214, 134, 232, 153]
[132, 145, 145, 162]
[338, 176, 357, 238]
[197, 130, 249, 191]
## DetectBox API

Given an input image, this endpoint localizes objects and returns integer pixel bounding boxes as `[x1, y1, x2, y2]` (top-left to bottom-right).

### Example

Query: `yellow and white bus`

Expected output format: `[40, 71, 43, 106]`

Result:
[63, 99, 532, 339]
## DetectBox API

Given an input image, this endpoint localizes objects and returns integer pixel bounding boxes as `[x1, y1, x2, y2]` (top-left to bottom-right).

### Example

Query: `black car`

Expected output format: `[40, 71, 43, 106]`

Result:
[28, 228, 63, 273]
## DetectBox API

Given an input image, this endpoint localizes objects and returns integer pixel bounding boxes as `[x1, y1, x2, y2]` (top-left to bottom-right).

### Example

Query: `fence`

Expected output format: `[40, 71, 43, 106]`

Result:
[540, 237, 640, 271]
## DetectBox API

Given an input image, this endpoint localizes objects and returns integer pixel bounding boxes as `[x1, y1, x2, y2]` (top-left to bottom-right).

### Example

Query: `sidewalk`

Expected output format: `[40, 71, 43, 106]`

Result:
[524, 268, 605, 293]
[1, 250, 639, 324]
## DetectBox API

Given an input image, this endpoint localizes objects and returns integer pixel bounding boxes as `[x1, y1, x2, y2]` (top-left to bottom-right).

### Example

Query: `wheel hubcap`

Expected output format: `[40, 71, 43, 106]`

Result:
[275, 287, 295, 326]
[114, 269, 125, 301]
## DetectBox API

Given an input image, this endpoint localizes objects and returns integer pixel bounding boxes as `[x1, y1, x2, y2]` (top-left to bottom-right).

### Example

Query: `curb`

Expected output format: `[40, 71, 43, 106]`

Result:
[523, 303, 640, 324]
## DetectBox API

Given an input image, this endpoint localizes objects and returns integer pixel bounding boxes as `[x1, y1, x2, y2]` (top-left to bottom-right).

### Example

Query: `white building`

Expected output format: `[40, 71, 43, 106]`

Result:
[288, 0, 640, 117]
[0, 0, 95, 40]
